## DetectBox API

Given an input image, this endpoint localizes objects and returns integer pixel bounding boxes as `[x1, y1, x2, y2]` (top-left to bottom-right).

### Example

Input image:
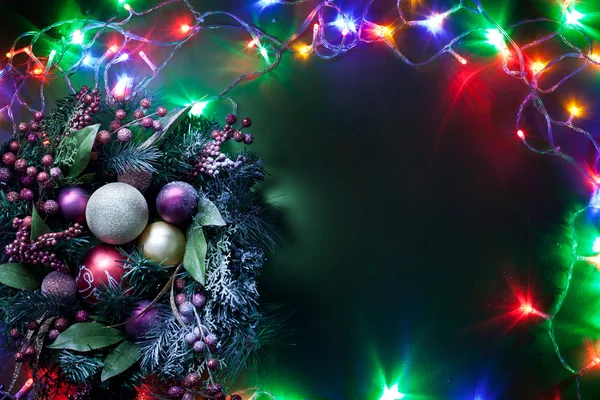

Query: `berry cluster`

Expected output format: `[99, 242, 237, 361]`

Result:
[196, 114, 254, 177]
[5, 217, 84, 272]
[96, 98, 168, 145]
[67, 384, 92, 400]
[69, 86, 101, 132]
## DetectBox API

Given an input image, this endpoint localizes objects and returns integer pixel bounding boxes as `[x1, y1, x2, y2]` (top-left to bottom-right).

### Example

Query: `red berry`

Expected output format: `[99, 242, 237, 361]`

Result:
[2, 152, 16, 166]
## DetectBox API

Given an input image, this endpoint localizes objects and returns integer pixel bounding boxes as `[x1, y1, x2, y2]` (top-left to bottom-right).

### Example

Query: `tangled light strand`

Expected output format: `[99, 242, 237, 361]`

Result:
[2, 0, 600, 397]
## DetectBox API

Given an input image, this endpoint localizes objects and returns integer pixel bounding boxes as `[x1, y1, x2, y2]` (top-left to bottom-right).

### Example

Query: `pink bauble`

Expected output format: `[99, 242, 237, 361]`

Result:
[58, 187, 90, 224]
[76, 244, 126, 304]
[124, 300, 160, 339]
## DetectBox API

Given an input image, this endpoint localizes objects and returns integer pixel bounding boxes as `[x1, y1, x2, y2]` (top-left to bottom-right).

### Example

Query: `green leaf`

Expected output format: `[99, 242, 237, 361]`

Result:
[0, 263, 43, 290]
[65, 124, 100, 178]
[139, 105, 191, 149]
[30, 206, 50, 241]
[183, 225, 207, 285]
[196, 197, 226, 227]
[101, 340, 141, 381]
[47, 322, 125, 352]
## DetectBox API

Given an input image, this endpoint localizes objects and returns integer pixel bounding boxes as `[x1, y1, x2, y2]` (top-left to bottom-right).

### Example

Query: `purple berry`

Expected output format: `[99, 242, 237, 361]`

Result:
[175, 293, 187, 306]
[34, 111, 44, 121]
[225, 114, 237, 125]
[0, 168, 11, 182]
[193, 340, 206, 353]
[48, 329, 61, 342]
[75, 310, 89, 322]
[117, 128, 132, 143]
[17, 122, 29, 133]
[241, 117, 252, 128]
[204, 333, 217, 347]
[140, 98, 151, 109]
[115, 109, 127, 120]
[54, 317, 69, 332]
[178, 301, 194, 316]
[50, 167, 62, 180]
[191, 293, 206, 308]
[133, 110, 145, 120]
[43, 200, 59, 215]
[167, 386, 184, 398]
[244, 134, 254, 145]
[152, 120, 162, 131]
[156, 106, 168, 117]
[26, 166, 37, 177]
[19, 189, 33, 202]
[141, 117, 153, 128]
[207, 358, 219, 370]
[184, 332, 198, 345]
[9, 328, 20, 339]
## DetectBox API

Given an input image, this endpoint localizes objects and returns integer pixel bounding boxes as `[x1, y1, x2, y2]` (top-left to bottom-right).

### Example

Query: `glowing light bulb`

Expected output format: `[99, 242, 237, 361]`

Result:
[517, 130, 525, 139]
[181, 24, 191, 34]
[520, 303, 535, 314]
[259, 46, 269, 63]
[109, 45, 119, 53]
[531, 61, 545, 74]
[6, 52, 12, 58]
[248, 39, 257, 48]
[259, 0, 276, 6]
[568, 104, 581, 117]
[124, 3, 131, 11]
[334, 15, 357, 36]
[380, 384, 405, 400]
[112, 75, 132, 98]
[374, 25, 392, 38]
[189, 101, 209, 116]
[485, 29, 507, 54]
[566, 9, 584, 26]
[82, 55, 95, 65]
[298, 44, 311, 57]
[592, 237, 600, 253]
[71, 29, 84, 45]
[32, 68, 43, 75]
[425, 13, 445, 33]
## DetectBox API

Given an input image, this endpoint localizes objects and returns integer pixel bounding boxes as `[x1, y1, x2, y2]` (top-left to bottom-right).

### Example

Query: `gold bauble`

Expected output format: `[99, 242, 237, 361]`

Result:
[138, 221, 186, 266]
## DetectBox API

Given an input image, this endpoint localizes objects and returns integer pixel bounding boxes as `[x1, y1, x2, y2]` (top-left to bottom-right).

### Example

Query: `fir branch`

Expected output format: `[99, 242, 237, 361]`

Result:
[43, 96, 77, 139]
[3, 291, 80, 324]
[102, 141, 160, 174]
[53, 234, 91, 269]
[120, 247, 170, 297]
[139, 309, 194, 379]
[57, 350, 104, 383]
[94, 282, 139, 325]
[0, 189, 30, 240]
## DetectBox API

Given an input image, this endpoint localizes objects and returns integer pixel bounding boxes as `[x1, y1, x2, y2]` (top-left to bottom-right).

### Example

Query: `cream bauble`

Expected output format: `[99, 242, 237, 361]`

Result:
[138, 221, 186, 266]
[86, 182, 149, 245]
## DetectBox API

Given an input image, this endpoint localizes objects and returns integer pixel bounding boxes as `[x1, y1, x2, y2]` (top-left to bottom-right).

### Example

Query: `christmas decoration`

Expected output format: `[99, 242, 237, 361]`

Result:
[57, 187, 90, 224]
[138, 221, 186, 266]
[123, 300, 160, 339]
[0, 75, 276, 399]
[85, 182, 149, 245]
[76, 244, 126, 304]
[156, 182, 199, 226]
[41, 271, 77, 298]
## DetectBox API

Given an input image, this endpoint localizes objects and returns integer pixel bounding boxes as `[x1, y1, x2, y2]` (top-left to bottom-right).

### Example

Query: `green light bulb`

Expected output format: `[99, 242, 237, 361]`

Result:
[189, 101, 209, 116]
[380, 384, 405, 400]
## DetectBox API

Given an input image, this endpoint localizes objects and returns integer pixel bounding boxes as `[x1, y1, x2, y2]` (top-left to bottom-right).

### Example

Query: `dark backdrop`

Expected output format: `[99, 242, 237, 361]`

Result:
[0, 0, 595, 399]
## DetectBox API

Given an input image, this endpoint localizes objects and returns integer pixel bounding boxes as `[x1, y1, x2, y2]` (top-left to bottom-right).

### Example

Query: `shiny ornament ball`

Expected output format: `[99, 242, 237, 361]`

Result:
[43, 200, 59, 215]
[242, 117, 252, 128]
[86, 182, 148, 244]
[124, 300, 160, 339]
[41, 271, 77, 298]
[117, 128, 132, 143]
[117, 168, 153, 193]
[156, 182, 199, 225]
[76, 244, 125, 303]
[156, 106, 168, 117]
[58, 187, 89, 224]
[138, 221, 186, 266]
[140, 98, 151, 109]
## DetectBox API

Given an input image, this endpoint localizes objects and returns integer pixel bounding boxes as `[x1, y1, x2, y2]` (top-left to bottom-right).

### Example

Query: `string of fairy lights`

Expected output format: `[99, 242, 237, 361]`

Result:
[2, 0, 600, 398]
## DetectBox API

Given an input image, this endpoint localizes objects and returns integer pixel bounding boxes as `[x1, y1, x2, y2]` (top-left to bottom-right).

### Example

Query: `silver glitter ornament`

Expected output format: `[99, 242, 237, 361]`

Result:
[41, 271, 77, 298]
[86, 182, 149, 245]
[117, 168, 153, 193]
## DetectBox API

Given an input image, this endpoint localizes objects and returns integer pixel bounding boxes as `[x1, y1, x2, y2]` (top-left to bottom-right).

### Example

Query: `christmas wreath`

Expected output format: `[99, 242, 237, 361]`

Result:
[0, 86, 280, 400]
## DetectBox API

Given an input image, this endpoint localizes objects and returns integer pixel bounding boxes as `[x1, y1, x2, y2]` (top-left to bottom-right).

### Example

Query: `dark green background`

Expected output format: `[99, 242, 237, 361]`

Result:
[1, 0, 598, 398]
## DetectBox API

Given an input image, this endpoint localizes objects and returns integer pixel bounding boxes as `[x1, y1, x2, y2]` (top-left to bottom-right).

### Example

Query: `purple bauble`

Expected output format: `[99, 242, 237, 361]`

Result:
[58, 187, 90, 224]
[124, 300, 160, 339]
[156, 182, 199, 226]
